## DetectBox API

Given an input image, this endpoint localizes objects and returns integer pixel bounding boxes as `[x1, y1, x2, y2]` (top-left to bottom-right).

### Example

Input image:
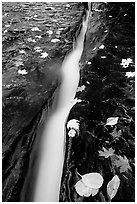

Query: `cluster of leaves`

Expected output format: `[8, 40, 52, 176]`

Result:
[75, 173, 120, 201]
[61, 2, 135, 202]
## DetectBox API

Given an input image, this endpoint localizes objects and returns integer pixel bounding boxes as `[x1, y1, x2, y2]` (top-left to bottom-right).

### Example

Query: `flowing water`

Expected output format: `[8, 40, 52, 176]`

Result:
[33, 4, 91, 202]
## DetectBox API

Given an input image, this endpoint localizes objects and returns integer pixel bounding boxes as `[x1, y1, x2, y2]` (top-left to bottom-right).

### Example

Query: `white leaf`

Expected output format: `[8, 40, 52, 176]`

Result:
[72, 98, 82, 104]
[77, 85, 85, 92]
[99, 44, 105, 49]
[91, 188, 99, 196]
[120, 58, 133, 68]
[34, 46, 42, 52]
[98, 147, 115, 158]
[68, 129, 76, 137]
[46, 30, 53, 36]
[75, 180, 99, 197]
[107, 175, 120, 200]
[51, 38, 60, 43]
[35, 35, 42, 39]
[75, 180, 92, 197]
[81, 173, 104, 189]
[66, 4, 70, 8]
[31, 27, 41, 32]
[125, 72, 135, 78]
[67, 119, 80, 131]
[5, 24, 10, 27]
[27, 38, 36, 43]
[14, 60, 24, 67]
[18, 69, 28, 75]
[106, 117, 119, 126]
[19, 50, 26, 54]
[40, 52, 48, 58]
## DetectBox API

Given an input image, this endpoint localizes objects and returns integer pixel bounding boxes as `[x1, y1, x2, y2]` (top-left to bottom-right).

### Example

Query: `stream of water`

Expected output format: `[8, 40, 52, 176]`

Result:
[33, 4, 91, 202]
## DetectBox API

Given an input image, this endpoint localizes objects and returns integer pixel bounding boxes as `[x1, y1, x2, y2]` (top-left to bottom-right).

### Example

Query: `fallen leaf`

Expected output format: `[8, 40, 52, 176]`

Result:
[107, 175, 120, 200]
[46, 30, 53, 36]
[31, 27, 41, 32]
[51, 38, 60, 43]
[101, 56, 107, 59]
[98, 147, 115, 158]
[34, 46, 42, 52]
[125, 72, 135, 78]
[68, 129, 76, 137]
[81, 173, 104, 189]
[67, 119, 80, 131]
[40, 52, 48, 58]
[35, 35, 42, 39]
[99, 44, 105, 49]
[110, 127, 122, 139]
[5, 24, 10, 27]
[113, 155, 131, 173]
[75, 180, 93, 197]
[18, 69, 28, 75]
[91, 188, 99, 196]
[75, 179, 99, 197]
[14, 60, 24, 67]
[77, 85, 85, 92]
[106, 117, 119, 126]
[19, 50, 26, 54]
[4, 30, 7, 33]
[27, 38, 36, 43]
[120, 58, 133, 68]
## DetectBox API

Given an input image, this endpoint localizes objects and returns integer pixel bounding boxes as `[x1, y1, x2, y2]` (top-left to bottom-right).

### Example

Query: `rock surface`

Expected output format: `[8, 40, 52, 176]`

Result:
[2, 2, 135, 202]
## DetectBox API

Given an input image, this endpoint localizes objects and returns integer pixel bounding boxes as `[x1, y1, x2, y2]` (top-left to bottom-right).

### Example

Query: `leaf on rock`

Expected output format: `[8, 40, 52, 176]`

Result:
[68, 129, 76, 137]
[120, 58, 133, 68]
[77, 85, 86, 92]
[51, 38, 60, 43]
[67, 119, 80, 131]
[27, 37, 36, 43]
[113, 155, 132, 173]
[106, 117, 119, 126]
[91, 188, 99, 196]
[75, 180, 93, 197]
[81, 173, 104, 189]
[107, 175, 120, 200]
[98, 147, 115, 158]
[14, 59, 24, 67]
[110, 127, 122, 139]
[19, 50, 26, 54]
[40, 52, 48, 58]
[31, 27, 41, 32]
[75, 179, 99, 197]
[18, 69, 28, 75]
[46, 30, 53, 36]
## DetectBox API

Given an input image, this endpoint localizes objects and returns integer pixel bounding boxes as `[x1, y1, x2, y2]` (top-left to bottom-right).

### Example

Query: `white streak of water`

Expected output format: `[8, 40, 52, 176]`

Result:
[33, 4, 91, 202]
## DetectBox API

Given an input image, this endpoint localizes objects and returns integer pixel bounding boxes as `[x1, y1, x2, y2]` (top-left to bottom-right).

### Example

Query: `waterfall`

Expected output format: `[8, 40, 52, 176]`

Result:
[33, 4, 91, 202]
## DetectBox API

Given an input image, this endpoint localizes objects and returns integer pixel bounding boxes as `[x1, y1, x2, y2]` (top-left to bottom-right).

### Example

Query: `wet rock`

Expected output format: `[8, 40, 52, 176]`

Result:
[60, 2, 135, 202]
[2, 2, 87, 202]
[2, 2, 135, 202]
